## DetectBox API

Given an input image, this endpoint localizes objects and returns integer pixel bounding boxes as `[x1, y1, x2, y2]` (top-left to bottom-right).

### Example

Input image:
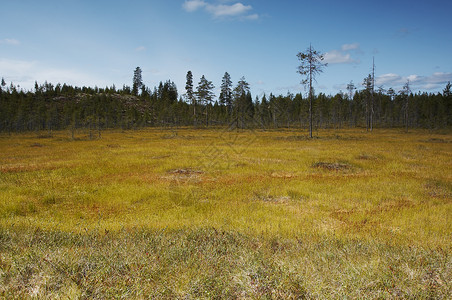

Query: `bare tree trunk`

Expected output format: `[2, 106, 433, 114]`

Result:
[193, 100, 197, 127]
[405, 98, 409, 133]
[309, 70, 313, 138]
[309, 89, 312, 138]
[349, 101, 353, 128]
[370, 57, 375, 132]
[366, 98, 369, 131]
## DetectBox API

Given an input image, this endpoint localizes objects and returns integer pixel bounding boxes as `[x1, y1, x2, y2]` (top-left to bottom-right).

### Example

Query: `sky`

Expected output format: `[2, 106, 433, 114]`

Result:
[1, 0, 451, 99]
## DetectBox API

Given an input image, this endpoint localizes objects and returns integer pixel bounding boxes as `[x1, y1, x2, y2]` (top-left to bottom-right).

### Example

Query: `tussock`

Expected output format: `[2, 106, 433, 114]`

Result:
[312, 161, 352, 171]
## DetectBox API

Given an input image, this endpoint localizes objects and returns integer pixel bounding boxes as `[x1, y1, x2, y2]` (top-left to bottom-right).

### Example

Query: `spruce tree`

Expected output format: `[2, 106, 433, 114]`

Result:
[185, 71, 196, 126]
[196, 75, 215, 126]
[132, 67, 143, 96]
[233, 77, 251, 129]
[219, 72, 233, 116]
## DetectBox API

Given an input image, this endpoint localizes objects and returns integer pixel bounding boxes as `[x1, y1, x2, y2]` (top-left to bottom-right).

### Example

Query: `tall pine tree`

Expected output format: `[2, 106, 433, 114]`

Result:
[132, 67, 143, 96]
[196, 75, 215, 126]
[185, 71, 196, 126]
[297, 45, 327, 138]
[233, 77, 251, 129]
[219, 72, 233, 117]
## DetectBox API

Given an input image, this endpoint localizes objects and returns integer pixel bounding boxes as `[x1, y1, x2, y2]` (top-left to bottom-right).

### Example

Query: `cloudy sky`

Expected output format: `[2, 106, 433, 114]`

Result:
[1, 0, 451, 98]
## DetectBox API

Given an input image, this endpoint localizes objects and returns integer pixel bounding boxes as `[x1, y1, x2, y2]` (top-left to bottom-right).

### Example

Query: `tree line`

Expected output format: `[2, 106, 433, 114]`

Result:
[0, 68, 451, 135]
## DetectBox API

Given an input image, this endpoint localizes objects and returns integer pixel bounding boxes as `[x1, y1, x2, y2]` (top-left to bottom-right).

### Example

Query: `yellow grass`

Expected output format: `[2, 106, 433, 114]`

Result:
[1, 128, 450, 245]
[0, 128, 451, 297]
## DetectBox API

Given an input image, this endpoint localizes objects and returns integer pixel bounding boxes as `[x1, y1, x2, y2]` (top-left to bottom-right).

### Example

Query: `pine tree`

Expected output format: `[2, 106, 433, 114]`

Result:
[400, 80, 411, 132]
[185, 71, 196, 126]
[363, 74, 373, 131]
[346, 81, 356, 127]
[443, 82, 452, 126]
[219, 72, 233, 117]
[132, 67, 143, 96]
[443, 81, 452, 98]
[297, 45, 327, 138]
[196, 75, 215, 126]
[233, 77, 251, 129]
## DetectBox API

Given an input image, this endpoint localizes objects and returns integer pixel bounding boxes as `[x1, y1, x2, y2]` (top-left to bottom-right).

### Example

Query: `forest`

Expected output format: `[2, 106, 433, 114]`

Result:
[0, 68, 451, 134]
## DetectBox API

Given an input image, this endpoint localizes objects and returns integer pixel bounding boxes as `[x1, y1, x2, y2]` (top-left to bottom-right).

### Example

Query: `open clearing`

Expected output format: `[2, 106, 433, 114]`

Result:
[0, 128, 451, 298]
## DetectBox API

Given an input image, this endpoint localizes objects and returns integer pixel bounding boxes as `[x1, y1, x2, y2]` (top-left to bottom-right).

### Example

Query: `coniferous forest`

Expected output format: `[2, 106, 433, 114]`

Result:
[1, 69, 451, 134]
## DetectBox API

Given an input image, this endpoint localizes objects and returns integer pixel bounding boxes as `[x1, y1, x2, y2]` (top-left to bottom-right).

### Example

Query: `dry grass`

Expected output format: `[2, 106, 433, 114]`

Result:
[0, 127, 451, 298]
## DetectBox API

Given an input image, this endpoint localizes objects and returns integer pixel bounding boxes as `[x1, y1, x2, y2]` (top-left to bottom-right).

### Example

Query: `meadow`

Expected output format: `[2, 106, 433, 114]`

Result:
[0, 127, 451, 298]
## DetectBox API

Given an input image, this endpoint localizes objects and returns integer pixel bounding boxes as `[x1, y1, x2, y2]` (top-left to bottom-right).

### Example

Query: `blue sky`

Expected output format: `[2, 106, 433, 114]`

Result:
[1, 0, 451, 98]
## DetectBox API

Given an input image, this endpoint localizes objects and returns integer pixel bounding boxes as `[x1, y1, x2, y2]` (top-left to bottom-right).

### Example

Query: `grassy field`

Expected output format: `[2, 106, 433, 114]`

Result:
[0, 127, 451, 298]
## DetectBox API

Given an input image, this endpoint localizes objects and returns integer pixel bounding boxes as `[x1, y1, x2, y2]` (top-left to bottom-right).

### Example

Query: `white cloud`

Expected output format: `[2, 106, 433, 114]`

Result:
[421, 83, 439, 90]
[429, 72, 452, 83]
[0, 58, 35, 72]
[0, 58, 109, 89]
[407, 74, 421, 83]
[135, 46, 146, 52]
[0, 38, 20, 45]
[324, 43, 361, 65]
[376, 73, 403, 86]
[375, 72, 452, 91]
[341, 43, 359, 51]
[183, 1, 258, 20]
[206, 3, 251, 17]
[0, 59, 37, 84]
[183, 0, 207, 12]
[324, 50, 359, 64]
